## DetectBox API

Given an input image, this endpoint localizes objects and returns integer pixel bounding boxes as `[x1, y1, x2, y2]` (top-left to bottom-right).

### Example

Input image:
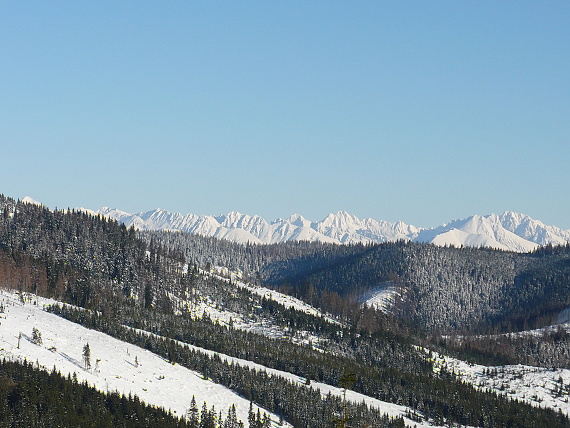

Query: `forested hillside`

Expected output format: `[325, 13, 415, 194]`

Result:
[144, 226, 570, 372]
[144, 229, 570, 335]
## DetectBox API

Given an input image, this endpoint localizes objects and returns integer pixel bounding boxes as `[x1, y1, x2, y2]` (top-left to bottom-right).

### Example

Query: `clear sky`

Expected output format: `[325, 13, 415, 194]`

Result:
[2, 2, 569, 229]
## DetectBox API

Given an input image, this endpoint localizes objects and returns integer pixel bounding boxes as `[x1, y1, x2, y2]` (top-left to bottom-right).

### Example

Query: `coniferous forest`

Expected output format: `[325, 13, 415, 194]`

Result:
[1, 194, 569, 427]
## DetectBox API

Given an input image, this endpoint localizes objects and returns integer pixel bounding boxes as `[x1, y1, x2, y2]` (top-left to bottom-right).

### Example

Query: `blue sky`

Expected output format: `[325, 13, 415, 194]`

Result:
[2, 2, 569, 228]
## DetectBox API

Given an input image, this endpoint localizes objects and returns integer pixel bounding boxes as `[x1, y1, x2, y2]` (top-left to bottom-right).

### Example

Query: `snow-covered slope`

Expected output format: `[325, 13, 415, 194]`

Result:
[165, 268, 340, 350]
[0, 290, 281, 426]
[86, 205, 570, 252]
[360, 282, 401, 313]
[209, 267, 341, 326]
[414, 213, 543, 252]
[0, 289, 445, 427]
[429, 350, 570, 416]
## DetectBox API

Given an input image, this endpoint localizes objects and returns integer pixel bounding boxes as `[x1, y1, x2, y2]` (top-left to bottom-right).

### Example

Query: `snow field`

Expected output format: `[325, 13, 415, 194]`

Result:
[427, 350, 570, 416]
[0, 290, 286, 427]
[360, 282, 401, 313]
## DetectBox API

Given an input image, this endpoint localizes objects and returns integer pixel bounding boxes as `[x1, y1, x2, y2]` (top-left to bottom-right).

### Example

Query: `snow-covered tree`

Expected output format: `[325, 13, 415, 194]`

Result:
[82, 343, 91, 369]
[31, 327, 42, 345]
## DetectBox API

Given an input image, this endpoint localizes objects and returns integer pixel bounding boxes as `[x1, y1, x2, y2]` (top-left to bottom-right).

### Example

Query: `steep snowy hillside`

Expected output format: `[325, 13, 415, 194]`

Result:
[0, 289, 441, 428]
[0, 290, 281, 426]
[429, 350, 570, 416]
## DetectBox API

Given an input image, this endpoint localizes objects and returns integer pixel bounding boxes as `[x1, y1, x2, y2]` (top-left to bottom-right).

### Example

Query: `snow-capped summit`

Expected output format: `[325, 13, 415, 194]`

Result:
[320, 211, 361, 229]
[412, 212, 570, 252]
[97, 206, 133, 219]
[498, 211, 570, 246]
[414, 214, 538, 252]
[285, 214, 312, 228]
[21, 196, 42, 206]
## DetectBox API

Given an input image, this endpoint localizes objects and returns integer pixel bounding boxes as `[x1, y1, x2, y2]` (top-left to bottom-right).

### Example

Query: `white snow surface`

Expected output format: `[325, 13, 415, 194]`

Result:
[360, 282, 401, 313]
[0, 290, 285, 427]
[481, 321, 570, 340]
[555, 309, 570, 325]
[21, 196, 42, 206]
[83, 205, 570, 252]
[428, 350, 570, 416]
[0, 289, 448, 427]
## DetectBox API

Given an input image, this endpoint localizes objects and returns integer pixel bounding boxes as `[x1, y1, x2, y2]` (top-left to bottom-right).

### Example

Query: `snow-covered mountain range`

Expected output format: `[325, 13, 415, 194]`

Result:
[77, 203, 570, 253]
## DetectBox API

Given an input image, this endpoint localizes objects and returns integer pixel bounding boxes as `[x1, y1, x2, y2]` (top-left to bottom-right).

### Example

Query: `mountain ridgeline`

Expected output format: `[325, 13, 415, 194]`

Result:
[88, 203, 570, 252]
[1, 194, 569, 427]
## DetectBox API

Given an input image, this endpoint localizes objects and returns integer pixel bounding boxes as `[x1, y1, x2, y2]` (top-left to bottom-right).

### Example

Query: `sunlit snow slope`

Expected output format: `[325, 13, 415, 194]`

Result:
[0, 290, 283, 427]
[429, 350, 570, 416]
[0, 289, 443, 428]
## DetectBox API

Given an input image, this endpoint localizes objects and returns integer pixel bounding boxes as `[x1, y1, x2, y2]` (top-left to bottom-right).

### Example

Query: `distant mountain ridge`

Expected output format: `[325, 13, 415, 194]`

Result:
[76, 203, 570, 252]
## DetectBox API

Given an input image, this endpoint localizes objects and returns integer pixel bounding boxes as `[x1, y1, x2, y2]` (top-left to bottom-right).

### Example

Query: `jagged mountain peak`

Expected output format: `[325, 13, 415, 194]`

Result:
[320, 211, 365, 229]
[215, 210, 243, 222]
[97, 206, 132, 218]
[285, 213, 311, 228]
[328, 210, 359, 221]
